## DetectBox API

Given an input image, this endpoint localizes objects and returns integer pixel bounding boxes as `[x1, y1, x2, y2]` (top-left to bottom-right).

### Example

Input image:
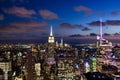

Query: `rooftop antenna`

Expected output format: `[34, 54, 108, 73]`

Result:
[100, 17, 103, 41]
[50, 25, 53, 36]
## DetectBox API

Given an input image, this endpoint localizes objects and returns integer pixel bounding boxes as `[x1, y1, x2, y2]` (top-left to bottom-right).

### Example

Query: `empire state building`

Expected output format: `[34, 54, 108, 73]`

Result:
[48, 26, 55, 43]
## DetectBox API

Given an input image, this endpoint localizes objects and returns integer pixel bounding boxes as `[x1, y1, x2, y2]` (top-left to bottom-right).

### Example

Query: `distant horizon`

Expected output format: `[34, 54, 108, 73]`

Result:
[0, 35, 120, 45]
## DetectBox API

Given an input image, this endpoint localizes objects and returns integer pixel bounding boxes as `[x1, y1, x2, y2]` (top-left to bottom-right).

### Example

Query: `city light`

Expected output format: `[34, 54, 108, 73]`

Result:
[0, 0, 120, 80]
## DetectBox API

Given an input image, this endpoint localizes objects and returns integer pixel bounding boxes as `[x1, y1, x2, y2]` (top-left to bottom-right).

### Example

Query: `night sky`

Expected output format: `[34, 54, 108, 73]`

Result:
[0, 0, 120, 43]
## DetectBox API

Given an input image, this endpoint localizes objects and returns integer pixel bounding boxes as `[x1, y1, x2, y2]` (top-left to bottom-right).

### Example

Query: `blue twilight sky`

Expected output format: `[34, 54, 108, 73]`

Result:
[0, 0, 120, 41]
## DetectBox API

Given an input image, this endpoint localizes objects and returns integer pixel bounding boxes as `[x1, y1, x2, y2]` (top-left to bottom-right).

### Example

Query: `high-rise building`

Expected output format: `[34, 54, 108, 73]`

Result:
[96, 18, 113, 68]
[97, 18, 112, 54]
[48, 25, 55, 43]
[0, 61, 11, 80]
[26, 52, 36, 80]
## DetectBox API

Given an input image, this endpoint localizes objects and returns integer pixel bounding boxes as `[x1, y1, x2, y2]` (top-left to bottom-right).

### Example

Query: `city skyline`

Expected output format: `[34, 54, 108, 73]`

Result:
[0, 1, 120, 79]
[0, 0, 120, 43]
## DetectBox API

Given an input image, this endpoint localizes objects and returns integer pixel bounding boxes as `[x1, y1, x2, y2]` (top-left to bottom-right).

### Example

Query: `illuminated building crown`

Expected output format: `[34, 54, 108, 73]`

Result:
[48, 25, 55, 43]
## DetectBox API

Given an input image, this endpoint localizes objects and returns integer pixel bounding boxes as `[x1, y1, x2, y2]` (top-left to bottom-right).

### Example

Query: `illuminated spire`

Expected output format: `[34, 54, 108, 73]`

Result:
[48, 25, 55, 43]
[100, 18, 103, 40]
[50, 25, 53, 36]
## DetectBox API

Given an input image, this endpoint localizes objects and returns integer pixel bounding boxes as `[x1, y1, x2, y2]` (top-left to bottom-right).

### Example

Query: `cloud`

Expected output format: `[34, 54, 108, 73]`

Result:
[0, 33, 42, 40]
[88, 20, 120, 26]
[74, 5, 92, 15]
[0, 14, 4, 20]
[60, 23, 85, 29]
[89, 33, 111, 36]
[89, 33, 97, 36]
[106, 20, 120, 26]
[82, 27, 91, 31]
[69, 34, 83, 37]
[39, 10, 58, 20]
[111, 10, 120, 16]
[60, 23, 74, 29]
[114, 33, 120, 36]
[88, 21, 106, 26]
[0, 33, 17, 40]
[3, 6, 36, 18]
[0, 21, 47, 33]
[74, 24, 85, 28]
[11, 21, 47, 27]
[104, 33, 111, 36]
[60, 23, 91, 32]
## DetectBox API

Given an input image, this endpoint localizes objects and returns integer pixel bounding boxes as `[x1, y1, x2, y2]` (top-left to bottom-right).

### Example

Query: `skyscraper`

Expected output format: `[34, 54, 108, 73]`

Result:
[26, 52, 36, 80]
[48, 25, 55, 43]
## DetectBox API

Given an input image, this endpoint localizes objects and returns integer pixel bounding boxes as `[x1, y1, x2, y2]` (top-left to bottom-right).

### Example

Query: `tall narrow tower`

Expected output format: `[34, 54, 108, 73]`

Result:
[100, 18, 103, 41]
[97, 18, 103, 47]
[60, 38, 63, 47]
[48, 25, 55, 43]
[61, 38, 63, 45]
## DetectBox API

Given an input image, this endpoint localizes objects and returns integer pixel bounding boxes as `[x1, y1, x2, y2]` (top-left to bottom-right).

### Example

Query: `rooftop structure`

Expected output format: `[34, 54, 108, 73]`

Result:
[97, 18, 113, 53]
[48, 25, 55, 43]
